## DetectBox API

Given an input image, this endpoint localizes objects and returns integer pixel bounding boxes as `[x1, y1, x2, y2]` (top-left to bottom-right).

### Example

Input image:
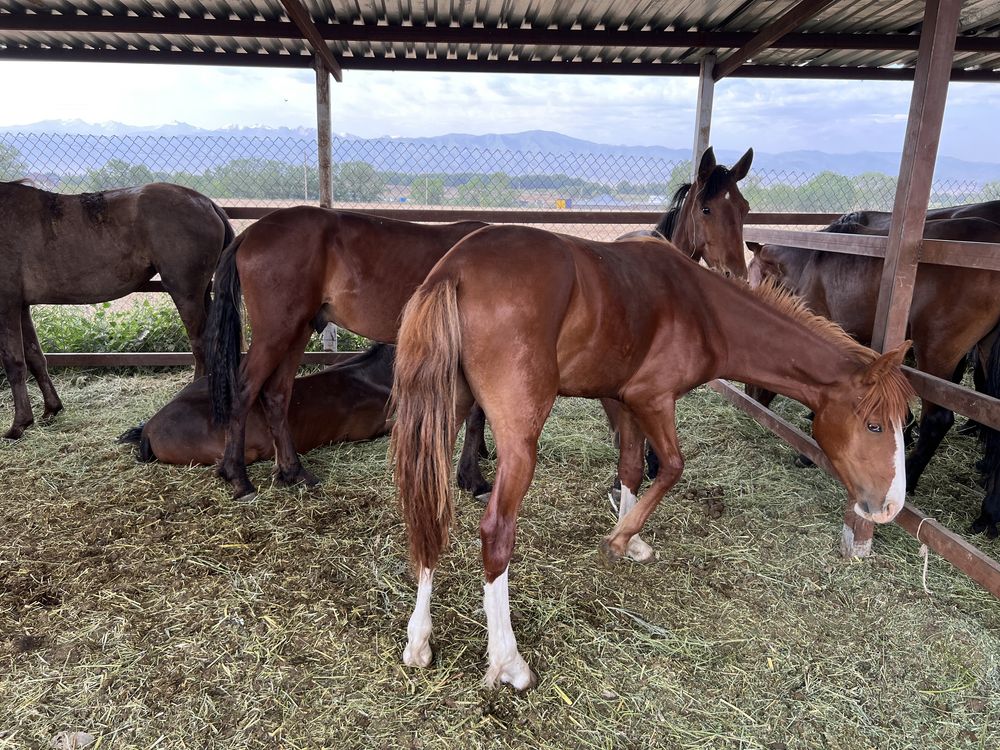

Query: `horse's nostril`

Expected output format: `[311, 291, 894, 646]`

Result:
[861, 501, 872, 516]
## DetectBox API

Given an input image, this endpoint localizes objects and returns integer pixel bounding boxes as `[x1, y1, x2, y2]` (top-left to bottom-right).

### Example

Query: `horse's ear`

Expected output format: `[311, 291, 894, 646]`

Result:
[746, 241, 763, 255]
[732, 148, 754, 181]
[697, 147, 717, 183]
[862, 340, 912, 384]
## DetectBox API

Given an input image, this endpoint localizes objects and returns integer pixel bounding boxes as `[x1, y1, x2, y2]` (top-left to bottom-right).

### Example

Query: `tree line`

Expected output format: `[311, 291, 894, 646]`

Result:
[3, 143, 998, 210]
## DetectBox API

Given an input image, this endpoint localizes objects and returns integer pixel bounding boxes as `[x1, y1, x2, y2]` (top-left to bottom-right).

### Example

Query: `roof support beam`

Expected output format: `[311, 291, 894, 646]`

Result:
[691, 55, 716, 179]
[4, 14, 1000, 54]
[277, 0, 342, 81]
[1, 47, 997, 81]
[713, 0, 841, 80]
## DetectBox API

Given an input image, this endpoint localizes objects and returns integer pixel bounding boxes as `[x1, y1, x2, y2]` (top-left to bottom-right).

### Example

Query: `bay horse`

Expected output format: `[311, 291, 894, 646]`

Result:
[119, 343, 394, 466]
[748, 215, 1000, 536]
[207, 208, 489, 500]
[0, 180, 234, 439]
[391, 224, 913, 690]
[654, 146, 754, 280]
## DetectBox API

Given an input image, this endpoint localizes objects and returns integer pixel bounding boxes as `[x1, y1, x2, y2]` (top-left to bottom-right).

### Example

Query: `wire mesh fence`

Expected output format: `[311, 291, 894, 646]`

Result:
[3, 131, 1000, 240]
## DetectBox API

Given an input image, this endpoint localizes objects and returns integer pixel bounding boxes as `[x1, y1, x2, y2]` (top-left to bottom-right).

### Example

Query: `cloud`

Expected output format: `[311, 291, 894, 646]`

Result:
[2, 62, 997, 160]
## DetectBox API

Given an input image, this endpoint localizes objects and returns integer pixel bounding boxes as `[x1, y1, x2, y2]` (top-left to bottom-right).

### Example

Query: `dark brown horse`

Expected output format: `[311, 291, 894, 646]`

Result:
[119, 343, 394, 466]
[206, 208, 489, 500]
[748, 215, 1000, 535]
[391, 225, 912, 690]
[0, 180, 234, 439]
[654, 146, 754, 279]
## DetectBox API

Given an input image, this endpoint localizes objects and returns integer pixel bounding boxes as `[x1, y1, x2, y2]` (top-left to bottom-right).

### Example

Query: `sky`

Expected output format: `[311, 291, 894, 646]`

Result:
[3, 60, 999, 160]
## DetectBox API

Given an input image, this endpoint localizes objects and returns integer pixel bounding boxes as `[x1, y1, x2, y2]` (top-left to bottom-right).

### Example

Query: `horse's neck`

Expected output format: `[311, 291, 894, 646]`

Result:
[671, 195, 699, 259]
[707, 282, 861, 412]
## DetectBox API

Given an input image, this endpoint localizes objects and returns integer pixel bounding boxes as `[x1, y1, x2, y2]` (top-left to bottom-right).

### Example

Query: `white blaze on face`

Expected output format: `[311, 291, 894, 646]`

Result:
[483, 567, 535, 690]
[853, 422, 906, 524]
[403, 567, 434, 668]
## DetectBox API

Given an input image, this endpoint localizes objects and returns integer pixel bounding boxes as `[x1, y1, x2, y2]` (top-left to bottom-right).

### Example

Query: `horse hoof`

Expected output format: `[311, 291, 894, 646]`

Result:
[598, 537, 623, 565]
[625, 535, 656, 564]
[484, 659, 537, 692]
[969, 517, 998, 539]
[474, 489, 492, 505]
[402, 640, 433, 668]
[275, 466, 320, 488]
[4, 423, 30, 440]
[234, 489, 257, 503]
[793, 454, 815, 469]
[42, 403, 64, 422]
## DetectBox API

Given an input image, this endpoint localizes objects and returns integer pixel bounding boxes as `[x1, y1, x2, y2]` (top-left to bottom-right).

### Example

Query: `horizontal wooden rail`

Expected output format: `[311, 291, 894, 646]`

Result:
[744, 227, 1000, 271]
[224, 206, 841, 225]
[43, 351, 352, 368]
[707, 378, 1000, 598]
[904, 367, 1000, 432]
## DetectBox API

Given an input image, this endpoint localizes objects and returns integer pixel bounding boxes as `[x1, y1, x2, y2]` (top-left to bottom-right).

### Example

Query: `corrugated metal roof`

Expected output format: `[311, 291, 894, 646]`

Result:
[1, 0, 998, 79]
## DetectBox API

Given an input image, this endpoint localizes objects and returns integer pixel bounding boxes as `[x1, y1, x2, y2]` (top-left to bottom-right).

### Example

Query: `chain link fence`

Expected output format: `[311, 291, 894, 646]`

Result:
[3, 132, 1000, 240]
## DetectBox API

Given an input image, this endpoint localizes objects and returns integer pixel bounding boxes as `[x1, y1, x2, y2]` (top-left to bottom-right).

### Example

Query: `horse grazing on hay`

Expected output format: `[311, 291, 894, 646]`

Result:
[119, 343, 394, 466]
[654, 146, 754, 280]
[748, 214, 1000, 536]
[391, 224, 913, 690]
[0, 180, 234, 439]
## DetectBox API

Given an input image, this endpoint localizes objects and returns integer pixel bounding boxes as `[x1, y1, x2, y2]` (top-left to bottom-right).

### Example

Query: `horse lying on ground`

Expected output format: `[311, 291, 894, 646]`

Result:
[391, 224, 912, 690]
[0, 180, 234, 439]
[119, 344, 394, 465]
[748, 214, 1000, 536]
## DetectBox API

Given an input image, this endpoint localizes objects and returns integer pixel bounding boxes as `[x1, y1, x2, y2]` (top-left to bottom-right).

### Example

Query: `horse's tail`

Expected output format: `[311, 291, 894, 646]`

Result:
[980, 329, 1000, 478]
[390, 280, 462, 572]
[207, 233, 246, 425]
[116, 424, 157, 463]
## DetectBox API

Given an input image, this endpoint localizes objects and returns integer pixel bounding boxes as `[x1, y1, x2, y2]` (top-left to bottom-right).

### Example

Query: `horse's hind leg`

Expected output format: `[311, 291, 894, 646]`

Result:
[259, 323, 318, 487]
[0, 303, 33, 439]
[164, 283, 212, 378]
[20, 306, 62, 420]
[611, 403, 656, 563]
[457, 404, 492, 501]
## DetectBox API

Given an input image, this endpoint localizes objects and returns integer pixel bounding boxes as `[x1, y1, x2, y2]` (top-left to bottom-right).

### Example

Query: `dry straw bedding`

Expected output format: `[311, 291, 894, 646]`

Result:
[1, 369, 998, 750]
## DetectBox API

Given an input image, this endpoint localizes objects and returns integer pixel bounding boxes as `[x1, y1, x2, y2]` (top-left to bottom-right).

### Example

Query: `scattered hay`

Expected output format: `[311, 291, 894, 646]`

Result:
[1, 371, 999, 749]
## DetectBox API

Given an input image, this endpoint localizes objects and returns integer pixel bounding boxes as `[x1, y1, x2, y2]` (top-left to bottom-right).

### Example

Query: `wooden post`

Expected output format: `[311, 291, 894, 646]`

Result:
[870, 0, 963, 352]
[315, 58, 333, 209]
[848, 0, 962, 557]
[692, 54, 716, 179]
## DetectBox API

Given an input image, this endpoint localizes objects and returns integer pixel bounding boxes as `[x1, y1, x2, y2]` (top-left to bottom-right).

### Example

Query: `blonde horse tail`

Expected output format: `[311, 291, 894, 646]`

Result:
[391, 280, 462, 573]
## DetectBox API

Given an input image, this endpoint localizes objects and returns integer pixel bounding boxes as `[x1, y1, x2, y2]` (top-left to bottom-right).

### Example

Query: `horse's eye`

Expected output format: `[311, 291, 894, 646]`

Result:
[701, 207, 711, 215]
[867, 423, 882, 433]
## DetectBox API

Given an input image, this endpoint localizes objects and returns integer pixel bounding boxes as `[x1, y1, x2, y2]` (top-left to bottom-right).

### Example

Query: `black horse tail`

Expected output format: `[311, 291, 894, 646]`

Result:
[116, 424, 157, 463]
[207, 233, 246, 425]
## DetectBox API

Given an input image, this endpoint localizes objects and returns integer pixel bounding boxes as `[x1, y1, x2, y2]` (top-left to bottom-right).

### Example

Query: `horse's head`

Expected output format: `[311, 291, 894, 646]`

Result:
[747, 241, 812, 295]
[812, 341, 914, 524]
[659, 147, 753, 280]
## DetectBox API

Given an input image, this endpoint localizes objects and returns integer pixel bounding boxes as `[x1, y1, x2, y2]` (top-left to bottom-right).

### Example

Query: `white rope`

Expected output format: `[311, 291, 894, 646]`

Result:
[916, 516, 933, 596]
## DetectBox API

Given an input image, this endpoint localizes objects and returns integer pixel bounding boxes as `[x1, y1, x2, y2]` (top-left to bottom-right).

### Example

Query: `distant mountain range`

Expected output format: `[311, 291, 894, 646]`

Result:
[3, 120, 999, 184]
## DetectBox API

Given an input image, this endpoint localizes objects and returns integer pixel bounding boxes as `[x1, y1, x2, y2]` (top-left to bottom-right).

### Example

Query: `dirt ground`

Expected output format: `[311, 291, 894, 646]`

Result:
[1, 370, 998, 749]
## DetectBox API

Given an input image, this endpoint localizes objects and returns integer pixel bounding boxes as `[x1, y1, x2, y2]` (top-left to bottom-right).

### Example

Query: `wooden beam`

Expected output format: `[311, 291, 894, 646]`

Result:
[692, 55, 716, 180]
[315, 59, 333, 207]
[277, 0, 343, 81]
[43, 352, 350, 367]
[713, 0, 841, 80]
[871, 0, 963, 352]
[905, 367, 1000, 432]
[2, 46, 998, 81]
[6, 14, 1000, 54]
[742, 227, 888, 256]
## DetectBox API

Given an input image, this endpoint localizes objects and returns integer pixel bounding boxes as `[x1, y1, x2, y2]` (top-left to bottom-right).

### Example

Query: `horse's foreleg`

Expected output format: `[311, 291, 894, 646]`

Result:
[905, 400, 954, 493]
[20, 306, 62, 420]
[612, 403, 655, 563]
[260, 323, 317, 487]
[456, 403, 491, 500]
[163, 280, 212, 379]
[0, 305, 33, 440]
[601, 398, 683, 562]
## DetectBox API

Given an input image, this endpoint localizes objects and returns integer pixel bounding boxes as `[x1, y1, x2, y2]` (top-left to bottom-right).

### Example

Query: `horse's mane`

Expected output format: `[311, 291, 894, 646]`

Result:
[749, 278, 913, 420]
[654, 166, 736, 240]
[2, 178, 34, 187]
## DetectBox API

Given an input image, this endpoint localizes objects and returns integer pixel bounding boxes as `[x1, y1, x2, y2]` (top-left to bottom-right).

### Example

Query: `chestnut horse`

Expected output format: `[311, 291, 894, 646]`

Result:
[119, 343, 394, 465]
[0, 180, 233, 439]
[748, 215, 1000, 536]
[391, 225, 912, 690]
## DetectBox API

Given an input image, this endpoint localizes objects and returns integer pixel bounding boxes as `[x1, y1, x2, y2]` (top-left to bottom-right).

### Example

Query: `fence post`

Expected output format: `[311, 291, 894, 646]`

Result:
[691, 54, 716, 179]
[315, 57, 338, 349]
